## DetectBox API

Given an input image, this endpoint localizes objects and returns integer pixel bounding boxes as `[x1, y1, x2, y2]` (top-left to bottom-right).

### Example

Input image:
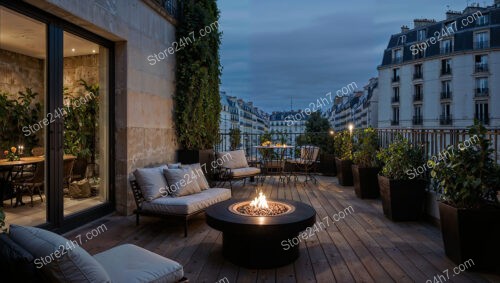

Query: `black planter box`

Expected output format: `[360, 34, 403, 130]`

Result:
[177, 149, 215, 177]
[377, 175, 426, 221]
[335, 158, 353, 186]
[319, 153, 336, 176]
[439, 202, 500, 272]
[352, 165, 380, 199]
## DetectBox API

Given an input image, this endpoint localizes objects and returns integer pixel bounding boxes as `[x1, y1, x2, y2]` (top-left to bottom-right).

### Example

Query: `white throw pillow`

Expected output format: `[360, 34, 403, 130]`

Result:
[133, 165, 168, 201]
[163, 167, 202, 197]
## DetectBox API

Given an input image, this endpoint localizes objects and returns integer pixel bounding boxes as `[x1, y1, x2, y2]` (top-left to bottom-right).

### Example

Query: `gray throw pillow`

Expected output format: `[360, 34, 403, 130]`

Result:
[167, 163, 182, 169]
[9, 225, 110, 283]
[163, 167, 202, 197]
[133, 165, 168, 201]
[182, 163, 210, 190]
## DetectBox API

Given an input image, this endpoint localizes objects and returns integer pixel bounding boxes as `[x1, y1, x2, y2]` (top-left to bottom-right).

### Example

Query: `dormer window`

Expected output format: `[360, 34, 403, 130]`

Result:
[417, 29, 426, 41]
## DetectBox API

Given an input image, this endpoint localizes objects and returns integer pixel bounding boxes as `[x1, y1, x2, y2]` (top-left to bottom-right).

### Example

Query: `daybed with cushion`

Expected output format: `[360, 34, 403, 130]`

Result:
[131, 163, 231, 237]
[0, 225, 186, 283]
[216, 149, 261, 189]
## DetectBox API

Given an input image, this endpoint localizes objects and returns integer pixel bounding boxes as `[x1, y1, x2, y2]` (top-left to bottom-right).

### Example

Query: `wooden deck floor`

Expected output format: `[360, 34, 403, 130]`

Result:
[65, 176, 500, 283]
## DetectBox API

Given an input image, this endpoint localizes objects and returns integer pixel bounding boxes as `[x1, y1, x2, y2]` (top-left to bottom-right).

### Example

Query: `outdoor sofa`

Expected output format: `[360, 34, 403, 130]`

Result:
[0, 225, 186, 283]
[130, 163, 231, 237]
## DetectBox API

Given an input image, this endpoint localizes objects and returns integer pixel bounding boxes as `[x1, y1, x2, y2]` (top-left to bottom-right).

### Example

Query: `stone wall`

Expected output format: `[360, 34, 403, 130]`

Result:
[0, 49, 44, 98]
[63, 54, 99, 96]
[25, 0, 179, 215]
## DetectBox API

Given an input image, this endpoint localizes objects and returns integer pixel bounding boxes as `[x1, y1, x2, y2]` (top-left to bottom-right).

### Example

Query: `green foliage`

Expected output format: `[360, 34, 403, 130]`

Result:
[0, 88, 42, 153]
[174, 0, 222, 150]
[431, 122, 500, 209]
[295, 112, 333, 154]
[333, 131, 353, 160]
[353, 127, 380, 167]
[229, 128, 241, 150]
[377, 135, 426, 180]
[63, 79, 99, 161]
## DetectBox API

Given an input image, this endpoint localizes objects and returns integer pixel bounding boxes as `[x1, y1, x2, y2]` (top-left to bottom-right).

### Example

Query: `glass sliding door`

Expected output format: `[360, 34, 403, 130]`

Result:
[62, 31, 109, 217]
[0, 6, 47, 226]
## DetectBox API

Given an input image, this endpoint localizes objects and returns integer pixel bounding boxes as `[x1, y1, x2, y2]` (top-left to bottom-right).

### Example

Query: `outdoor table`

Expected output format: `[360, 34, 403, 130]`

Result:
[0, 155, 76, 207]
[253, 145, 294, 183]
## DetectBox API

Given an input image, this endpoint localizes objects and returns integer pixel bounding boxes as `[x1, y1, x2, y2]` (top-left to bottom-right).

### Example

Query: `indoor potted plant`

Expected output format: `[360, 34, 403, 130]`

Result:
[334, 131, 354, 186]
[377, 135, 427, 221]
[431, 122, 500, 272]
[174, 0, 221, 174]
[352, 127, 380, 198]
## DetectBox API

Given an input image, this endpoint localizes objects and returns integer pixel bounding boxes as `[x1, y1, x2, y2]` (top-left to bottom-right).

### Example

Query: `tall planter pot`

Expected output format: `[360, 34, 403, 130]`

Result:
[319, 153, 336, 176]
[335, 158, 353, 186]
[352, 165, 380, 199]
[177, 149, 215, 178]
[439, 202, 500, 272]
[377, 175, 426, 221]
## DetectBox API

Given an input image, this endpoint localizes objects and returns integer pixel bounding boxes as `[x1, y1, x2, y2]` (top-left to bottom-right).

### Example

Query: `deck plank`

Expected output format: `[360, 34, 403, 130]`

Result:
[65, 175, 497, 283]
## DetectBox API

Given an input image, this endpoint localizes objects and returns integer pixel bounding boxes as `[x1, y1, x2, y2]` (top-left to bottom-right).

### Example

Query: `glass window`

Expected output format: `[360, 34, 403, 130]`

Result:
[63, 31, 109, 217]
[417, 29, 427, 41]
[0, 6, 47, 226]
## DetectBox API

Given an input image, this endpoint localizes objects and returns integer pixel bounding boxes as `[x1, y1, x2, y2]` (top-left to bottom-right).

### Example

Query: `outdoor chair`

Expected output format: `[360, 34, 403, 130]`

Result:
[216, 149, 261, 189]
[286, 146, 320, 184]
[12, 161, 44, 207]
[63, 158, 75, 191]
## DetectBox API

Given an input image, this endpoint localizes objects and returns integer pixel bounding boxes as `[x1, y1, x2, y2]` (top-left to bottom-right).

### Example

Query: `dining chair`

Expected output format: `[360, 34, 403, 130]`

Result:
[286, 146, 320, 184]
[13, 161, 44, 207]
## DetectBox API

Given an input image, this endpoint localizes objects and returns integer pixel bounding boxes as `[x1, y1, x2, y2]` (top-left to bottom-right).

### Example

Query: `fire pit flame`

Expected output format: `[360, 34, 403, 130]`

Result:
[250, 192, 269, 209]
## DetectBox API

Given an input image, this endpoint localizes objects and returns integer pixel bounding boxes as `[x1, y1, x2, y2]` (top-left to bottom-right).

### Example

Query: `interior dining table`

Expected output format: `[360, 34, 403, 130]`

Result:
[0, 155, 76, 207]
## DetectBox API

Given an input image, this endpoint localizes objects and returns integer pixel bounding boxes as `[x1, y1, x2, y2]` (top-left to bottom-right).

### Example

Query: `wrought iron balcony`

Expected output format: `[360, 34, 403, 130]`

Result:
[392, 57, 403, 64]
[475, 63, 488, 73]
[413, 93, 423, 102]
[440, 115, 452, 125]
[413, 72, 423, 80]
[392, 76, 400, 83]
[151, 0, 179, 18]
[391, 96, 400, 103]
[441, 68, 452, 76]
[440, 47, 453, 54]
[475, 88, 489, 97]
[440, 91, 452, 100]
[474, 40, 489, 50]
[412, 116, 423, 125]
[475, 116, 490, 125]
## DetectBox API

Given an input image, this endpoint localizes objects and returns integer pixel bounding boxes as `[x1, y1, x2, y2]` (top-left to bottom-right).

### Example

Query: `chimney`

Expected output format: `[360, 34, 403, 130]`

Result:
[446, 10, 462, 20]
[413, 18, 437, 28]
[401, 25, 409, 33]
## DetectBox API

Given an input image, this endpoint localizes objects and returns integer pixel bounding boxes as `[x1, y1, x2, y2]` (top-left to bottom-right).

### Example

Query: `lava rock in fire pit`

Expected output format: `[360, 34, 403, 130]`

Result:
[236, 202, 290, 216]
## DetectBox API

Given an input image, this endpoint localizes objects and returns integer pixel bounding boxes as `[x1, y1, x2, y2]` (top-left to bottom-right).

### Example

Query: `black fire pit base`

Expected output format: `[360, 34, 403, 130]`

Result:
[223, 232, 300, 269]
[206, 199, 316, 269]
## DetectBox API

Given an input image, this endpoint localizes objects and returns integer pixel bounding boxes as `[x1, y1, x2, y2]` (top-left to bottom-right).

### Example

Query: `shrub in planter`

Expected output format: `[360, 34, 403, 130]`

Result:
[334, 131, 354, 186]
[352, 127, 380, 198]
[431, 122, 500, 272]
[377, 136, 427, 221]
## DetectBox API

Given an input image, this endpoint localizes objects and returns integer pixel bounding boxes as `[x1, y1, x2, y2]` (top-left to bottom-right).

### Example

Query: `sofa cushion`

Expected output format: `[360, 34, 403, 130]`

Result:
[94, 244, 183, 283]
[133, 165, 168, 201]
[217, 150, 248, 169]
[167, 163, 181, 169]
[163, 167, 202, 197]
[142, 188, 231, 215]
[0, 233, 40, 282]
[182, 163, 210, 190]
[9, 225, 111, 283]
[230, 167, 261, 178]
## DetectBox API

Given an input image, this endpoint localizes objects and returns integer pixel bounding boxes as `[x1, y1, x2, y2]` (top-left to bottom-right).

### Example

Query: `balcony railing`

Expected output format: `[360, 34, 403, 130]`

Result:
[413, 116, 423, 125]
[391, 120, 399, 126]
[413, 72, 423, 80]
[475, 88, 489, 97]
[475, 63, 488, 73]
[440, 47, 453, 54]
[392, 57, 403, 64]
[441, 68, 452, 75]
[391, 96, 400, 103]
[440, 91, 452, 100]
[392, 76, 400, 83]
[440, 115, 452, 125]
[474, 40, 489, 50]
[475, 116, 490, 125]
[413, 93, 423, 102]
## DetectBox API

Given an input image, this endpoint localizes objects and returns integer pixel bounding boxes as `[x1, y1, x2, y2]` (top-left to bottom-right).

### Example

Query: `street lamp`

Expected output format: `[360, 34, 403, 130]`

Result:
[348, 123, 354, 135]
[329, 130, 335, 136]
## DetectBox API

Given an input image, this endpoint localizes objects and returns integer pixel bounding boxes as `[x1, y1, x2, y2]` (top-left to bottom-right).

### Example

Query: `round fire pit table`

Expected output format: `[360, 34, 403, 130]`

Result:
[206, 199, 316, 269]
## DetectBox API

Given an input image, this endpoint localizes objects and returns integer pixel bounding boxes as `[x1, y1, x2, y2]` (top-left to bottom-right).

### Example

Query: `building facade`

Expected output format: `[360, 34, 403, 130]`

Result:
[378, 1, 500, 128]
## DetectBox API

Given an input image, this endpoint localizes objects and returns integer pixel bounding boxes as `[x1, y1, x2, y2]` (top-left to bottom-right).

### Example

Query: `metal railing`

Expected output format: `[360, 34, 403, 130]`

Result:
[475, 63, 488, 73]
[440, 115, 452, 125]
[391, 96, 400, 103]
[392, 76, 400, 83]
[440, 91, 452, 100]
[475, 88, 489, 97]
[413, 72, 423, 80]
[150, 0, 179, 18]
[413, 93, 423, 102]
[412, 116, 423, 125]
[474, 40, 489, 50]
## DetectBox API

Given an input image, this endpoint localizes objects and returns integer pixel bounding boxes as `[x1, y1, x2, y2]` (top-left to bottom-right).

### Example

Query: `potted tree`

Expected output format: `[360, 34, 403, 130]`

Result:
[334, 131, 354, 186]
[431, 122, 500, 272]
[229, 128, 241, 150]
[174, 0, 221, 173]
[377, 136, 427, 221]
[352, 127, 380, 198]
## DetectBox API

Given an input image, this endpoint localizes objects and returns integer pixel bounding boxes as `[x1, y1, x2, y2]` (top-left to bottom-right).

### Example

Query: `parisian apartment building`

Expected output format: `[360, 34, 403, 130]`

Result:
[378, 1, 500, 129]
[327, 78, 379, 131]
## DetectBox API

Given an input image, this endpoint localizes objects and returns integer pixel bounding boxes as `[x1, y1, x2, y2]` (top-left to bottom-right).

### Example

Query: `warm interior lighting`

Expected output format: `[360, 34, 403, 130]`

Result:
[250, 191, 269, 209]
[71, 48, 75, 52]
